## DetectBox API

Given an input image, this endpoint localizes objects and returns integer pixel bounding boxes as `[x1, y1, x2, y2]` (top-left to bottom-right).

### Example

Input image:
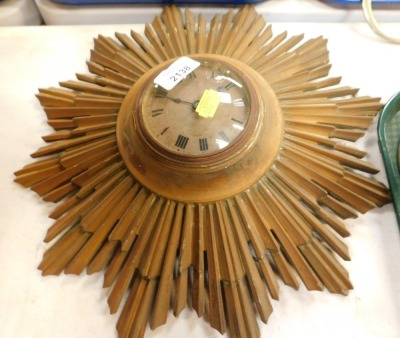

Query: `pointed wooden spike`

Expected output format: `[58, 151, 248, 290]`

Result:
[130, 29, 164, 64]
[227, 199, 273, 322]
[39, 225, 90, 276]
[205, 204, 227, 334]
[36, 93, 74, 107]
[206, 14, 221, 54]
[107, 197, 164, 314]
[214, 9, 235, 55]
[103, 247, 128, 288]
[87, 241, 118, 274]
[151, 203, 184, 329]
[31, 130, 115, 158]
[174, 204, 195, 316]
[185, 9, 197, 54]
[144, 23, 169, 61]
[234, 195, 280, 299]
[66, 184, 137, 275]
[268, 175, 350, 261]
[196, 13, 207, 53]
[241, 189, 300, 290]
[14, 164, 62, 188]
[115, 31, 156, 69]
[44, 169, 126, 242]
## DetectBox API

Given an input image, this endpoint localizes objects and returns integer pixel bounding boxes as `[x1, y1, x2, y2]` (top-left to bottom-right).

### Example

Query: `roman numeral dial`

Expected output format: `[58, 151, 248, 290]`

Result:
[141, 58, 252, 157]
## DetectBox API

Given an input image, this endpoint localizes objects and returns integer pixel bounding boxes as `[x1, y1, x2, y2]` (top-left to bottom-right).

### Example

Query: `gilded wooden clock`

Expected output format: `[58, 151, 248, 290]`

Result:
[14, 5, 391, 338]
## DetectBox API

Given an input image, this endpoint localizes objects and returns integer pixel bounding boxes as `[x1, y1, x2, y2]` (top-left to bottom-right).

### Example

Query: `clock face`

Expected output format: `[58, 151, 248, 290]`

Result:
[140, 59, 252, 157]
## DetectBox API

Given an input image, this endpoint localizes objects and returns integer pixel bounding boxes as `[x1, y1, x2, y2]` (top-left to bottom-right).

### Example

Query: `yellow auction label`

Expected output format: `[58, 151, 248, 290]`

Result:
[195, 89, 221, 118]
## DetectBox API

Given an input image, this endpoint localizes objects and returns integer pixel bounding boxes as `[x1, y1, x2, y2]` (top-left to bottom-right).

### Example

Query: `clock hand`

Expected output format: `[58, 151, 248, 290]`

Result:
[166, 96, 193, 105]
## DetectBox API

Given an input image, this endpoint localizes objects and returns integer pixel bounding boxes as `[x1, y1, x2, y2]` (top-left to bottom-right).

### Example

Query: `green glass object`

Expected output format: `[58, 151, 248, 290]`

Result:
[378, 91, 400, 226]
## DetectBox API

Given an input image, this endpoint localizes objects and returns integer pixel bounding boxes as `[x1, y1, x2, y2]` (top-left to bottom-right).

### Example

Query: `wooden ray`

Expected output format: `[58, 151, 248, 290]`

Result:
[255, 34, 305, 70]
[268, 175, 350, 260]
[226, 199, 273, 323]
[236, 24, 273, 64]
[143, 23, 170, 61]
[221, 6, 258, 56]
[285, 120, 365, 141]
[115, 32, 157, 69]
[214, 9, 235, 55]
[44, 169, 128, 243]
[65, 179, 138, 275]
[107, 196, 164, 314]
[14, 5, 392, 338]
[206, 14, 220, 54]
[247, 30, 288, 68]
[38, 87, 77, 100]
[216, 202, 260, 338]
[150, 203, 184, 329]
[93, 35, 149, 75]
[272, 160, 358, 224]
[161, 6, 188, 56]
[86, 61, 136, 87]
[204, 204, 227, 334]
[150, 15, 178, 58]
[184, 9, 197, 54]
[36, 92, 75, 107]
[89, 50, 141, 82]
[76, 73, 132, 91]
[285, 134, 379, 174]
[259, 180, 352, 293]
[234, 195, 281, 299]
[231, 14, 268, 59]
[191, 204, 206, 317]
[239, 190, 301, 290]
[174, 203, 195, 316]
[196, 13, 207, 53]
[71, 159, 124, 199]
[38, 224, 91, 276]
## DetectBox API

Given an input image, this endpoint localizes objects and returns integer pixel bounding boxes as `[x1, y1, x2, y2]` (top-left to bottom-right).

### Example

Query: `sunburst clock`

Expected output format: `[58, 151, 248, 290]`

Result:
[14, 5, 392, 338]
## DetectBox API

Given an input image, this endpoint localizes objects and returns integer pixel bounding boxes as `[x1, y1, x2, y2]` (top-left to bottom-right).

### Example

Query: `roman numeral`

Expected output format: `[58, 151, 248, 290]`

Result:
[151, 108, 163, 117]
[153, 86, 168, 98]
[232, 98, 245, 107]
[222, 82, 236, 91]
[219, 131, 230, 142]
[188, 71, 197, 79]
[231, 118, 244, 124]
[199, 138, 208, 151]
[160, 127, 169, 136]
[175, 134, 189, 149]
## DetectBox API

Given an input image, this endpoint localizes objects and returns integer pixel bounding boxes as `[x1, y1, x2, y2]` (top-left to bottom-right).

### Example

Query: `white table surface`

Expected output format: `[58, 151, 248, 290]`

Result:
[0, 21, 400, 338]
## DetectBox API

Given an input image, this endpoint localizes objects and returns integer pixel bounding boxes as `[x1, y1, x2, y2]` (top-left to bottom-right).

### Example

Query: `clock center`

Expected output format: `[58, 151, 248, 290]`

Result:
[192, 100, 199, 110]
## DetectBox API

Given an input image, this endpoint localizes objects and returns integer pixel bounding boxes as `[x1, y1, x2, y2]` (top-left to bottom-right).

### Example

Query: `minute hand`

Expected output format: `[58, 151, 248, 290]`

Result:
[166, 96, 193, 105]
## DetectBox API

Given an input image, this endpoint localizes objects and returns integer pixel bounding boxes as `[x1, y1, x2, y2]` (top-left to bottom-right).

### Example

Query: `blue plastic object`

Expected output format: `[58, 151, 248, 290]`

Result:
[50, 0, 268, 5]
[321, 0, 400, 4]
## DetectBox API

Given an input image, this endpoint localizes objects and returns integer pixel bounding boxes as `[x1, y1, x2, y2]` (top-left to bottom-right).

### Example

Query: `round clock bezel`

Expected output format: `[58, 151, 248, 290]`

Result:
[136, 56, 261, 171]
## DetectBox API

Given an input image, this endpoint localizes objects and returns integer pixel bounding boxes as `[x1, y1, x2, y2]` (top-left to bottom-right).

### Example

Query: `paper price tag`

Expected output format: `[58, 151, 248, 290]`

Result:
[154, 57, 200, 90]
[195, 89, 221, 118]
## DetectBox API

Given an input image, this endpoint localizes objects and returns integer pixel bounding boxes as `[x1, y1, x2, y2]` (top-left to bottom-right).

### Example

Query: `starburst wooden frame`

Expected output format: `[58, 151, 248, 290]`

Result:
[15, 5, 391, 338]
